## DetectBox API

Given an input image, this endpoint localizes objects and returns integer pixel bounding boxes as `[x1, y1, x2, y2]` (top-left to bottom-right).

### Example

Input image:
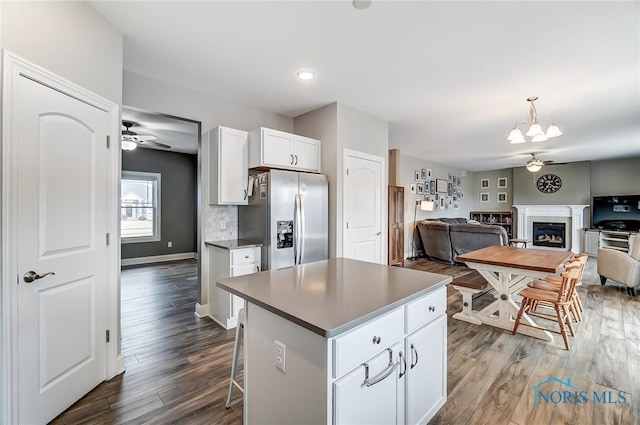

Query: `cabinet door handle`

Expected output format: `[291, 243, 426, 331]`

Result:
[372, 335, 381, 344]
[410, 343, 419, 369]
[255, 265, 260, 272]
[398, 351, 407, 378]
[294, 154, 298, 165]
[243, 189, 247, 200]
[290, 154, 294, 165]
[362, 348, 399, 387]
[428, 305, 436, 312]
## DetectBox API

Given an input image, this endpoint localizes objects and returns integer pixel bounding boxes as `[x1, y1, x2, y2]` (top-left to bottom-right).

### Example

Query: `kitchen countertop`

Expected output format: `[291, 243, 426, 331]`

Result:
[204, 239, 262, 250]
[217, 258, 451, 337]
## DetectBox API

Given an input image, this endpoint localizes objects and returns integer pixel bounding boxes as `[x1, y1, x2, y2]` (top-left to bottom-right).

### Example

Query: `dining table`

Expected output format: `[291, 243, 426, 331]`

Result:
[456, 245, 573, 341]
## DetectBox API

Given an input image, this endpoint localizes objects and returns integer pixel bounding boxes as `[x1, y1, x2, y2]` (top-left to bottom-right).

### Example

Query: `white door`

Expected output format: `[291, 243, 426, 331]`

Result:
[5, 57, 111, 424]
[343, 150, 385, 263]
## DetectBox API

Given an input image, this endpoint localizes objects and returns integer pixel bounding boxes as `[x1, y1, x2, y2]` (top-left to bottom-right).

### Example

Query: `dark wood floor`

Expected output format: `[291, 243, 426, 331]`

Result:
[51, 257, 640, 425]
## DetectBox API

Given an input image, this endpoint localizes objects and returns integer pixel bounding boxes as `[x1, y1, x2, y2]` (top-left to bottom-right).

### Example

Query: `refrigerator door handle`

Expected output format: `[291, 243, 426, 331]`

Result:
[299, 194, 305, 264]
[293, 195, 299, 265]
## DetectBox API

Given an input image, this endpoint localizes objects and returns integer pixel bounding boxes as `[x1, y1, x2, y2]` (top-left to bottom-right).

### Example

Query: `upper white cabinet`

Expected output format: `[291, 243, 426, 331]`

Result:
[209, 126, 248, 205]
[249, 127, 321, 173]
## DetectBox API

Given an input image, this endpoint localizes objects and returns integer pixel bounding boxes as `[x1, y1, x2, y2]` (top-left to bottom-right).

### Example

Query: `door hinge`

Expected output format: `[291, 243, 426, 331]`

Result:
[106, 135, 110, 149]
[106, 233, 110, 246]
[346, 168, 349, 176]
[346, 222, 349, 230]
[106, 330, 110, 343]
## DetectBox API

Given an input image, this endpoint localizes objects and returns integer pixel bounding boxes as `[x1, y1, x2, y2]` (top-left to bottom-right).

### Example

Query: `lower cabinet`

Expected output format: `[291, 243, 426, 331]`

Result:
[405, 315, 447, 425]
[334, 342, 402, 425]
[208, 245, 261, 329]
[331, 286, 447, 424]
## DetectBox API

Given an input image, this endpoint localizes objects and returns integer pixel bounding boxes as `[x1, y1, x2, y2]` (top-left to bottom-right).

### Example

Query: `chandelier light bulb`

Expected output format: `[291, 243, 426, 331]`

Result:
[507, 97, 561, 144]
[121, 140, 137, 151]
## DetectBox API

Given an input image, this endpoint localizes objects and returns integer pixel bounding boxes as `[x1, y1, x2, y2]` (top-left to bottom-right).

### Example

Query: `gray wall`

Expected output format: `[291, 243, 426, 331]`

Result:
[294, 102, 389, 259]
[399, 153, 473, 258]
[469, 169, 514, 211]
[512, 161, 591, 206]
[121, 148, 197, 259]
[591, 156, 640, 196]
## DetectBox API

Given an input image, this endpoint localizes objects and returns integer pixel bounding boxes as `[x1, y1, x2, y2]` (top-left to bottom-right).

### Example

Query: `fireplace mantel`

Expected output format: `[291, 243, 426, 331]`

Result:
[513, 205, 588, 253]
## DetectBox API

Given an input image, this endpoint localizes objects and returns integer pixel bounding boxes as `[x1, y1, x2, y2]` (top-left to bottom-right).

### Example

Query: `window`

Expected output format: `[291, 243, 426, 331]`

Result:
[121, 171, 161, 243]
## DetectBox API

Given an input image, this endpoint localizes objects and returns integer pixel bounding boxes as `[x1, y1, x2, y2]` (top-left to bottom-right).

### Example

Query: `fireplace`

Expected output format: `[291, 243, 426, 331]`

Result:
[532, 222, 566, 249]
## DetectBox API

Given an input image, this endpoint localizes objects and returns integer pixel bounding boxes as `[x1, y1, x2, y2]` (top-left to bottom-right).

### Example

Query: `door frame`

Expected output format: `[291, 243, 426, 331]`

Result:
[1, 51, 122, 424]
[342, 148, 387, 264]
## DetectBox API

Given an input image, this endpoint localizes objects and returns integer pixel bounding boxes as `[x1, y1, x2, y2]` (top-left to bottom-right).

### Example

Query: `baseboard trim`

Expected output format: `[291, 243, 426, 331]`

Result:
[194, 302, 209, 318]
[121, 252, 196, 267]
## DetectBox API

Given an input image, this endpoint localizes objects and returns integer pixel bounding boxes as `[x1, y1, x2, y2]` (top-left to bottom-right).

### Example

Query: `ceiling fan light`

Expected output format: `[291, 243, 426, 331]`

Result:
[121, 140, 137, 151]
[546, 124, 563, 138]
[531, 133, 548, 143]
[526, 162, 543, 172]
[525, 123, 544, 137]
[507, 128, 525, 143]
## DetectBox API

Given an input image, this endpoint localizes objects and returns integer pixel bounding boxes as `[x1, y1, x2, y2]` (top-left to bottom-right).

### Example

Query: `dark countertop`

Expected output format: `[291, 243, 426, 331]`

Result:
[205, 239, 262, 250]
[216, 258, 451, 338]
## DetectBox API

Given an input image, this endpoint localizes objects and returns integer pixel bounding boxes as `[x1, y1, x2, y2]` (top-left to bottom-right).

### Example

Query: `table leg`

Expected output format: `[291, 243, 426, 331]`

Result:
[471, 270, 553, 342]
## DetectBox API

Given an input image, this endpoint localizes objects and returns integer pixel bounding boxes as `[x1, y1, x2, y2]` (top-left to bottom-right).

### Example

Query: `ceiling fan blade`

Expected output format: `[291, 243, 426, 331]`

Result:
[134, 134, 157, 141]
[142, 140, 171, 149]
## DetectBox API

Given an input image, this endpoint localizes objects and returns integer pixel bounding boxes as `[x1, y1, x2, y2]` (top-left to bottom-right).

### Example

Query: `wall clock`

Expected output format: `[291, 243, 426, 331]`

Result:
[536, 174, 562, 193]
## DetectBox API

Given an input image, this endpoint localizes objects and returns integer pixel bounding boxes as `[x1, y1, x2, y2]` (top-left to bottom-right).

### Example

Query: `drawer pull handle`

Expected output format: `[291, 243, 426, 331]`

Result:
[398, 351, 407, 379]
[245, 255, 249, 259]
[410, 343, 419, 369]
[372, 336, 381, 344]
[428, 305, 436, 312]
[362, 348, 399, 387]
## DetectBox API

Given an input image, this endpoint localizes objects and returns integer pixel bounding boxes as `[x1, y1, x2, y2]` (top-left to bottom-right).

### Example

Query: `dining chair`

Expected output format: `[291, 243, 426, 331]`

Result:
[513, 267, 581, 350]
[526, 254, 587, 322]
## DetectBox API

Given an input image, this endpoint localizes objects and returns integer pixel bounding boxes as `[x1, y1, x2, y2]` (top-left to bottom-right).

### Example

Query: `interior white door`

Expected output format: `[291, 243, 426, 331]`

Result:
[13, 68, 109, 424]
[343, 150, 385, 264]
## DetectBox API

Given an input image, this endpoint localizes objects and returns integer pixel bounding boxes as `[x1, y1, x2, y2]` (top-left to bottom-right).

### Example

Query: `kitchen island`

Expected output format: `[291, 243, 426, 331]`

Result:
[217, 258, 450, 425]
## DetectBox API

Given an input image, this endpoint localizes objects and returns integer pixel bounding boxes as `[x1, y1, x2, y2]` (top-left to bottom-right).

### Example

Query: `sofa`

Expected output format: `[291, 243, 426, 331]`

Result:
[417, 218, 508, 264]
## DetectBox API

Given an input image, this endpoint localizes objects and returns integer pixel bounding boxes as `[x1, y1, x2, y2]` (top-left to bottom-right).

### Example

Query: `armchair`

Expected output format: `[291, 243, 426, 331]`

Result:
[597, 240, 640, 296]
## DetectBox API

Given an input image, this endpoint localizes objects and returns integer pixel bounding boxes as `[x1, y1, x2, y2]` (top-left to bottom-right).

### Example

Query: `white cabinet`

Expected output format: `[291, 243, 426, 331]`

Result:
[405, 315, 447, 425]
[208, 126, 248, 205]
[584, 230, 600, 256]
[249, 127, 321, 172]
[208, 245, 261, 329]
[334, 343, 401, 425]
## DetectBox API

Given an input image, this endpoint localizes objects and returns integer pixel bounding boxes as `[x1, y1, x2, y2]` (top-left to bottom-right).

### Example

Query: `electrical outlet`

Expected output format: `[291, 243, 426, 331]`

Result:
[274, 340, 286, 373]
[167, 241, 172, 248]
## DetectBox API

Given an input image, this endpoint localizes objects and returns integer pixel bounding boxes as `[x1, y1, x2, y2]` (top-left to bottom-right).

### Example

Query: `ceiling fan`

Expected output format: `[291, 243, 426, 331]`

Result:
[121, 121, 171, 151]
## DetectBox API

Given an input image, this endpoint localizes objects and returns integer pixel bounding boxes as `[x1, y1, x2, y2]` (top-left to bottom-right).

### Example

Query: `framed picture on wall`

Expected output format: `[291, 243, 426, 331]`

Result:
[457, 176, 461, 186]
[447, 182, 453, 196]
[480, 179, 490, 189]
[424, 181, 430, 193]
[410, 183, 416, 194]
[498, 177, 508, 188]
[430, 180, 436, 195]
[436, 179, 448, 193]
[480, 192, 489, 203]
[498, 192, 507, 203]
[414, 170, 420, 181]
[421, 169, 427, 180]
[427, 169, 433, 178]
[417, 183, 424, 195]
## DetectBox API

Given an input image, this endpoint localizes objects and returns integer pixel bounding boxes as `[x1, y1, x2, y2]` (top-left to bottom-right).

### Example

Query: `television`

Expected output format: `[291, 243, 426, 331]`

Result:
[592, 195, 640, 231]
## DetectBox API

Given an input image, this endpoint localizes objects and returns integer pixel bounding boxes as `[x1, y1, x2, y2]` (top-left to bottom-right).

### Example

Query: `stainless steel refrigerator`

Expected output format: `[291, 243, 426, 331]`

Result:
[238, 169, 329, 271]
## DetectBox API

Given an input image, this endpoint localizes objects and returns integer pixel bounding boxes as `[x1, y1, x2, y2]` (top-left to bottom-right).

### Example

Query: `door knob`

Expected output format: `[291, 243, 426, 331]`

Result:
[376, 231, 381, 235]
[23, 271, 55, 283]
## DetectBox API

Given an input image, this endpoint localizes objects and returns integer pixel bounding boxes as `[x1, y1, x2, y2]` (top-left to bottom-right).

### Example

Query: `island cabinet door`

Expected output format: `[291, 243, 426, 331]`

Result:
[405, 314, 447, 425]
[333, 343, 401, 425]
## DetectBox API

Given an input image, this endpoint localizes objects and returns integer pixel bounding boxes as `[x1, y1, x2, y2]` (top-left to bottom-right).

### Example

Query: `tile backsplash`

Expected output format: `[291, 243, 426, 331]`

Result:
[205, 205, 237, 241]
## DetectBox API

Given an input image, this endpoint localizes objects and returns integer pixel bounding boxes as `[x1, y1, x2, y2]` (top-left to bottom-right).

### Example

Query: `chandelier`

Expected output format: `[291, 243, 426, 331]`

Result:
[507, 96, 562, 144]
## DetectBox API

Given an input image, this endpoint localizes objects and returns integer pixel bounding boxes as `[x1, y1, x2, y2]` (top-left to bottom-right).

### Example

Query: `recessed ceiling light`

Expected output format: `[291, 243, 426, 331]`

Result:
[353, 0, 372, 10]
[296, 70, 316, 80]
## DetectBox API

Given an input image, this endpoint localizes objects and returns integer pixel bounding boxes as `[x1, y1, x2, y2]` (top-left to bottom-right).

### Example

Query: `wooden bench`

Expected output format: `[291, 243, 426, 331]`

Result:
[449, 270, 491, 325]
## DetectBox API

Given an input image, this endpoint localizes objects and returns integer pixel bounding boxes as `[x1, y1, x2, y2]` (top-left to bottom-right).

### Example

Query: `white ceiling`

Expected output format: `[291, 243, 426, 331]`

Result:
[90, 1, 640, 171]
[122, 108, 200, 154]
